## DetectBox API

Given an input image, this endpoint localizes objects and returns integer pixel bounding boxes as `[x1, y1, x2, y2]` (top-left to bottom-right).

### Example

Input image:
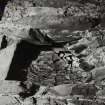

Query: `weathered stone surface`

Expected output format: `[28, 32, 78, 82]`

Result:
[0, 1, 105, 41]
[0, 0, 104, 48]
[91, 67, 105, 82]
[50, 84, 74, 96]
[0, 80, 22, 95]
[34, 83, 99, 105]
[26, 51, 69, 86]
[0, 42, 17, 80]
[46, 83, 97, 97]
[0, 22, 82, 45]
[0, 96, 21, 105]
[0, 0, 105, 104]
[15, 4, 102, 30]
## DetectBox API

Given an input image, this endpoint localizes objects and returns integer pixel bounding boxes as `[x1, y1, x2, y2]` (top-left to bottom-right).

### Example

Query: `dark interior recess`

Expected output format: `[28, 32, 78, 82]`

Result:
[5, 40, 56, 81]
[6, 40, 41, 81]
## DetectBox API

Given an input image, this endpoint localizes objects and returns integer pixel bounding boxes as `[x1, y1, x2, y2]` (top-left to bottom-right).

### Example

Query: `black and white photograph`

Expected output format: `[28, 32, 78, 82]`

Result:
[0, 0, 105, 104]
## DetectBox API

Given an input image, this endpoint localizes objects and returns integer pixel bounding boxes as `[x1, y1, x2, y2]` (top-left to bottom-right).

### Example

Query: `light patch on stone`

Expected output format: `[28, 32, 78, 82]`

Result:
[0, 42, 17, 80]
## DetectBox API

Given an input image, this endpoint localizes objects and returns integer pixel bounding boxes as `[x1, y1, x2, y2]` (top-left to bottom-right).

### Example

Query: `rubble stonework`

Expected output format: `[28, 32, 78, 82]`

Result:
[0, 0, 105, 105]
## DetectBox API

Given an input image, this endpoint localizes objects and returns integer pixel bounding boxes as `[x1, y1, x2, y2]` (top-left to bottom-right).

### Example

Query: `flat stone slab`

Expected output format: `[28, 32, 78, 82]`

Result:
[0, 81, 23, 95]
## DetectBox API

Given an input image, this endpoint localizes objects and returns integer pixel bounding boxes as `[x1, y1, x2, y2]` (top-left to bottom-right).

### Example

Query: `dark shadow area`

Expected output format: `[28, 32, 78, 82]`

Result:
[0, 0, 9, 20]
[79, 59, 95, 72]
[5, 39, 65, 81]
[72, 44, 87, 54]
[6, 40, 41, 81]
[19, 81, 40, 99]
[0, 35, 8, 50]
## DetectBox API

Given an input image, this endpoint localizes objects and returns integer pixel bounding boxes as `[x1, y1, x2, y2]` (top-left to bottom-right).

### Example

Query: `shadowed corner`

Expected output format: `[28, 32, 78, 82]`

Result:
[0, 0, 9, 20]
[5, 40, 41, 81]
